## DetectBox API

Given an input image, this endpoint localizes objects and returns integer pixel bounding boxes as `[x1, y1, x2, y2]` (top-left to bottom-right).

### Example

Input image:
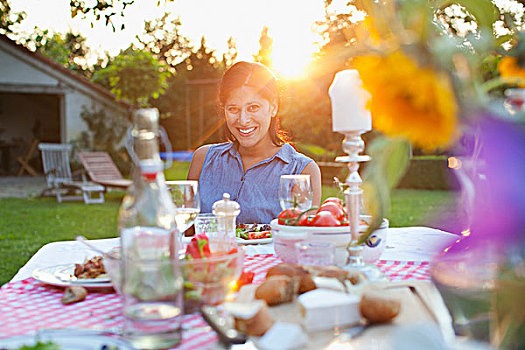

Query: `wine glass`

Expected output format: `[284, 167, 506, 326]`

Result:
[166, 181, 200, 245]
[279, 174, 313, 211]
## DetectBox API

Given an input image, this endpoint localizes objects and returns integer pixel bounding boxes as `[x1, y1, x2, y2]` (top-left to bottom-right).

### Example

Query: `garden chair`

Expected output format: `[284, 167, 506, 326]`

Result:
[77, 151, 132, 190]
[16, 139, 39, 177]
[38, 143, 105, 204]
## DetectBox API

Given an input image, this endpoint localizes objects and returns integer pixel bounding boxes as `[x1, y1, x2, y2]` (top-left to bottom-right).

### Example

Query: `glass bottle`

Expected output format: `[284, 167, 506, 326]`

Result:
[118, 108, 183, 349]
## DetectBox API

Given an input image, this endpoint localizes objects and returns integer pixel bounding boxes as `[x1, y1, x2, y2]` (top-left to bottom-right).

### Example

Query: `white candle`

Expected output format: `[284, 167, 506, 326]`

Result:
[329, 69, 372, 132]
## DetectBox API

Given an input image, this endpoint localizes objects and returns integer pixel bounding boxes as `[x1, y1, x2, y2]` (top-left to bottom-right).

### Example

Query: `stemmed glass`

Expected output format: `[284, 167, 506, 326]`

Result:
[279, 174, 313, 211]
[166, 181, 200, 247]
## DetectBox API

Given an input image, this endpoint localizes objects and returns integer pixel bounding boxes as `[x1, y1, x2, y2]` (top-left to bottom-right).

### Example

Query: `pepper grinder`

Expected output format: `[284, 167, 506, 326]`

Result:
[212, 193, 240, 243]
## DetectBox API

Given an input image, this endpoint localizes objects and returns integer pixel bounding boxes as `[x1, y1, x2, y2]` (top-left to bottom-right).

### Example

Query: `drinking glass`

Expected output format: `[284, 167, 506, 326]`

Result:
[122, 252, 184, 348]
[166, 181, 200, 243]
[194, 213, 218, 236]
[279, 174, 313, 211]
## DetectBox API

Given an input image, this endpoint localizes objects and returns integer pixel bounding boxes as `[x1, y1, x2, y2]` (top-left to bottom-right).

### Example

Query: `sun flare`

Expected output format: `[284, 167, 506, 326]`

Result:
[271, 38, 317, 80]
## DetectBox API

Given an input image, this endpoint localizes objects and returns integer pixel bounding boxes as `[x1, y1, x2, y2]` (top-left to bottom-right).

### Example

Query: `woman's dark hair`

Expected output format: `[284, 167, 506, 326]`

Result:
[219, 61, 288, 146]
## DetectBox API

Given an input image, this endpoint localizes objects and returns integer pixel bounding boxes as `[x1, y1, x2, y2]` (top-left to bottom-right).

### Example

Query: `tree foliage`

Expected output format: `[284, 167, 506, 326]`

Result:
[133, 13, 192, 70]
[25, 29, 91, 77]
[70, 0, 140, 31]
[253, 26, 273, 68]
[0, 0, 25, 35]
[92, 48, 171, 107]
[222, 37, 238, 68]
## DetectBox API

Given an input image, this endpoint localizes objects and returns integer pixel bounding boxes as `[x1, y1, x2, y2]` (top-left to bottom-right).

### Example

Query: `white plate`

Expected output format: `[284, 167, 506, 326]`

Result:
[54, 264, 111, 283]
[236, 224, 272, 245]
[235, 237, 273, 245]
[32, 264, 113, 289]
[0, 330, 134, 349]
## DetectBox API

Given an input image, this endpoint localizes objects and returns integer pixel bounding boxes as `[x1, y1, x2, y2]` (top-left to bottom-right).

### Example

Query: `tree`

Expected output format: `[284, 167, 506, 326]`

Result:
[69, 0, 175, 31]
[156, 37, 224, 149]
[0, 0, 25, 35]
[25, 29, 91, 77]
[181, 36, 221, 77]
[92, 48, 171, 107]
[70, 0, 137, 31]
[221, 36, 238, 69]
[253, 26, 273, 68]
[133, 13, 192, 70]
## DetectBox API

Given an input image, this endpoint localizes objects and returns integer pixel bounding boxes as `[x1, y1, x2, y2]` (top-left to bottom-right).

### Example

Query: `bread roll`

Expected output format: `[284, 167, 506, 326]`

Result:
[303, 265, 367, 285]
[61, 286, 88, 305]
[229, 300, 274, 337]
[359, 289, 400, 323]
[255, 275, 299, 306]
[265, 264, 316, 293]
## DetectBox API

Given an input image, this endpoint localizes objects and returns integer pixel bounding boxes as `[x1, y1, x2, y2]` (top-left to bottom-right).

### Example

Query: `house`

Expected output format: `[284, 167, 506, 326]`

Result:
[0, 35, 130, 174]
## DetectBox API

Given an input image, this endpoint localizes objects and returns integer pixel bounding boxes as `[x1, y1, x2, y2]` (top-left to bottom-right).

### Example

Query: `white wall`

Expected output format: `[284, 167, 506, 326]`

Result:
[0, 49, 57, 86]
[64, 91, 127, 143]
[0, 40, 129, 146]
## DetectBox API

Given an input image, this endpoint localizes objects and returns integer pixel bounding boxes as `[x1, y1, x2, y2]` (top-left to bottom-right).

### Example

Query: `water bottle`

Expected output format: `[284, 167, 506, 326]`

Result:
[118, 108, 183, 349]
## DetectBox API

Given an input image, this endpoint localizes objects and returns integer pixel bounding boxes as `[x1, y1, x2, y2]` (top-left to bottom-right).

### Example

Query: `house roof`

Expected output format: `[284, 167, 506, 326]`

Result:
[0, 34, 131, 109]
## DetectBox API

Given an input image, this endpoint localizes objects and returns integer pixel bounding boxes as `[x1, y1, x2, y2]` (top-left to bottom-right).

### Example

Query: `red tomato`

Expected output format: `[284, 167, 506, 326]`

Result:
[233, 270, 255, 291]
[247, 231, 272, 239]
[317, 202, 345, 221]
[297, 214, 314, 226]
[322, 197, 343, 207]
[277, 208, 302, 225]
[309, 211, 341, 227]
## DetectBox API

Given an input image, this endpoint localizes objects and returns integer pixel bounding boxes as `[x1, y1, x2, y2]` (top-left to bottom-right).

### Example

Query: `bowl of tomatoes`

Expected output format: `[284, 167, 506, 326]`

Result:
[271, 197, 389, 265]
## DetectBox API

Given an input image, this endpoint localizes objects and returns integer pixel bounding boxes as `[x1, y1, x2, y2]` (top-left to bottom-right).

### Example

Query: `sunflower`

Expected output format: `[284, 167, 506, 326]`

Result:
[353, 51, 458, 150]
[498, 56, 525, 87]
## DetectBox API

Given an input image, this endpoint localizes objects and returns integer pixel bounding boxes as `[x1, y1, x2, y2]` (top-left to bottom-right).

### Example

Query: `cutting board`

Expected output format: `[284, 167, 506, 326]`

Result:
[236, 280, 455, 349]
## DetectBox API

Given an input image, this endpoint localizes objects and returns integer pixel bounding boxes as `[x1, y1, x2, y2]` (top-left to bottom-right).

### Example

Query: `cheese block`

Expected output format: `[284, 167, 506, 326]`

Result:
[297, 289, 361, 331]
[257, 322, 308, 350]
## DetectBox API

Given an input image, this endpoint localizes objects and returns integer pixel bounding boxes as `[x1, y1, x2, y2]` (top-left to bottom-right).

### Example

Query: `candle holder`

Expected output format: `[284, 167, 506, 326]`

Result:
[336, 130, 385, 280]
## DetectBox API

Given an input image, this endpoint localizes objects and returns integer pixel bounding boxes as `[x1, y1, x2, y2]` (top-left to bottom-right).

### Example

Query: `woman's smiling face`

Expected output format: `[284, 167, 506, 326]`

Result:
[224, 85, 277, 149]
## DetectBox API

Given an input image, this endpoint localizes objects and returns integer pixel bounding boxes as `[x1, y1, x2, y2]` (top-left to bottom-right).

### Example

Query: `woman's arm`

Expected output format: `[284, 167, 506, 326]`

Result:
[187, 145, 212, 180]
[301, 161, 322, 207]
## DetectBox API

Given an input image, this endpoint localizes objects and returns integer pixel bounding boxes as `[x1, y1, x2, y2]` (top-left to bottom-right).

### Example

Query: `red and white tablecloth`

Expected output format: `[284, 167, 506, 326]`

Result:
[0, 254, 431, 349]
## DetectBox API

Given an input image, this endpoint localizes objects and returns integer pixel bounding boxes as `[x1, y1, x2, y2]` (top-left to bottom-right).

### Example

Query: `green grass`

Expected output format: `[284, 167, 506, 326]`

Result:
[164, 162, 191, 180]
[0, 161, 459, 286]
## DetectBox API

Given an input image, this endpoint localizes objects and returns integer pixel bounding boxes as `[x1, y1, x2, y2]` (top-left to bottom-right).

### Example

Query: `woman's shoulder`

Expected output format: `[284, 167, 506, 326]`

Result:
[188, 142, 232, 180]
[194, 142, 233, 158]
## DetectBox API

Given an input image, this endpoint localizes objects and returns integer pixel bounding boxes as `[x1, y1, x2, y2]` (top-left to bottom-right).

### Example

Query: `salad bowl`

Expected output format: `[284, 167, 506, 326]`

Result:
[102, 236, 244, 313]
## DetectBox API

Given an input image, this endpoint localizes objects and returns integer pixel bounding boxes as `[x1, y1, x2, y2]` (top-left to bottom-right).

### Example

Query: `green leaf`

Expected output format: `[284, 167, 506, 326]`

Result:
[355, 137, 410, 245]
[437, 0, 499, 30]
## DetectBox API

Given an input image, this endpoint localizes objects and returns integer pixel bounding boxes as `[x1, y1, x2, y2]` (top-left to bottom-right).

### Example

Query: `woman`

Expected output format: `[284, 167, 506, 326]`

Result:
[188, 61, 321, 223]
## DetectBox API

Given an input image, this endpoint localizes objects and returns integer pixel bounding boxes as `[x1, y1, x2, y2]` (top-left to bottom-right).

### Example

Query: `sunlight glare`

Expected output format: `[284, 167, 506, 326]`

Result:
[272, 34, 317, 80]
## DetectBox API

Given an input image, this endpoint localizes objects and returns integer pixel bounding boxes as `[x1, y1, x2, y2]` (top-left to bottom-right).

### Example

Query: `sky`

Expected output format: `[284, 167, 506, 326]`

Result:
[9, 0, 333, 78]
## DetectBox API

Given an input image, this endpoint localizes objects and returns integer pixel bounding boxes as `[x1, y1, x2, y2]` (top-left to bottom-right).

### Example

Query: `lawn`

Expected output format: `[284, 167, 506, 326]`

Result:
[0, 162, 459, 286]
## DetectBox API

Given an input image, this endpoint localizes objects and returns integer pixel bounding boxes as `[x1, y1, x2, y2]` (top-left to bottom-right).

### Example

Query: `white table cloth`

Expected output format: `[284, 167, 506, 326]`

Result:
[10, 226, 458, 283]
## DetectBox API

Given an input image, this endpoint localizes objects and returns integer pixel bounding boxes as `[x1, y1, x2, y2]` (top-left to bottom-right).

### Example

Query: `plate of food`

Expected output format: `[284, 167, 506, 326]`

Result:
[32, 256, 113, 289]
[235, 224, 272, 245]
[54, 256, 110, 283]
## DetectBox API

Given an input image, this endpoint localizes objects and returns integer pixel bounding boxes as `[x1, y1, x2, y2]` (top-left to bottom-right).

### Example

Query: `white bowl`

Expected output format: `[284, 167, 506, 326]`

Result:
[270, 215, 389, 265]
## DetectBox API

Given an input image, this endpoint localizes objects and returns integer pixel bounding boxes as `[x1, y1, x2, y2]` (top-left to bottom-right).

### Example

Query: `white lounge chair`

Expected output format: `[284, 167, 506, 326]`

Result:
[38, 143, 105, 204]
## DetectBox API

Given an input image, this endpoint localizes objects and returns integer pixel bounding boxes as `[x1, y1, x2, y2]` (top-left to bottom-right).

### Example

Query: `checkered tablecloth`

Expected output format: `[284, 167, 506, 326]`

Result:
[0, 254, 430, 349]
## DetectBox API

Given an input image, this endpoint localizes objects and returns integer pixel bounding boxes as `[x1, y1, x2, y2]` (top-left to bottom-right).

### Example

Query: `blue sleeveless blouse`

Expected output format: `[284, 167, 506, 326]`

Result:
[198, 142, 313, 224]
